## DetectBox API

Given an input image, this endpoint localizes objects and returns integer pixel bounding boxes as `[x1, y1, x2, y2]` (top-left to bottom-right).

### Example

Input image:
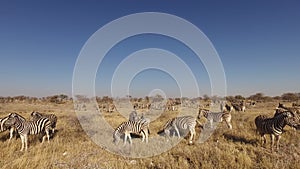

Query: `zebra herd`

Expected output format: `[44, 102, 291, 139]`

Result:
[113, 103, 300, 152]
[1, 102, 299, 152]
[113, 108, 233, 145]
[0, 111, 57, 151]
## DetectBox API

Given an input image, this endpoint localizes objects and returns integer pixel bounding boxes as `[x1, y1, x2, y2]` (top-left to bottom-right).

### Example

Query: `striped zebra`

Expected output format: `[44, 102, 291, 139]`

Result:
[5, 113, 52, 151]
[31, 111, 57, 134]
[159, 116, 197, 144]
[113, 120, 150, 145]
[0, 114, 26, 141]
[198, 108, 232, 129]
[255, 111, 297, 151]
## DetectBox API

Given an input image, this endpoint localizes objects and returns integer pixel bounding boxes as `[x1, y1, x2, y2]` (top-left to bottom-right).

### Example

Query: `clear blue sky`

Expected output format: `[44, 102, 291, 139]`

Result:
[1, 0, 299, 97]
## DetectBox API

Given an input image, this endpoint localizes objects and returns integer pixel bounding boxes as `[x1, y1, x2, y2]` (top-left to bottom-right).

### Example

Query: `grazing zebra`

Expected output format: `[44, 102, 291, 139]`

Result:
[159, 116, 197, 144]
[5, 113, 52, 151]
[31, 111, 57, 134]
[129, 110, 139, 122]
[255, 111, 296, 151]
[198, 108, 232, 129]
[113, 120, 150, 145]
[0, 114, 26, 141]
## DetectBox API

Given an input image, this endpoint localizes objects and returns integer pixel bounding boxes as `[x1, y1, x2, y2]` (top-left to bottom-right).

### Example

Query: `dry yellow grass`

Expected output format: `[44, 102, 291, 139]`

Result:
[0, 101, 300, 169]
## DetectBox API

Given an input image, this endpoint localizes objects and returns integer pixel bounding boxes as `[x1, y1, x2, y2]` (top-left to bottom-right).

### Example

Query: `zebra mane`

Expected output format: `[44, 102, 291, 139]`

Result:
[9, 113, 25, 119]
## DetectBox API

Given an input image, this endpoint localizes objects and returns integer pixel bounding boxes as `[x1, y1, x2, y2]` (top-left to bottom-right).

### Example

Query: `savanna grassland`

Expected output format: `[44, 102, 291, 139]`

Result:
[0, 100, 300, 169]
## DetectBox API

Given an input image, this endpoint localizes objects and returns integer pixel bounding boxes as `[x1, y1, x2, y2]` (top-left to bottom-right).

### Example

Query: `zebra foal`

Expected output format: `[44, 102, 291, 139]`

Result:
[6, 113, 52, 151]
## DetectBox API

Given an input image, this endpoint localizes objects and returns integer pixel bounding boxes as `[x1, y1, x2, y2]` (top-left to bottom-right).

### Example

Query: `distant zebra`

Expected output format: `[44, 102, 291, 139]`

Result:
[31, 111, 57, 134]
[225, 104, 234, 112]
[129, 110, 139, 122]
[232, 102, 246, 112]
[113, 120, 150, 145]
[277, 103, 300, 114]
[5, 113, 52, 151]
[198, 108, 232, 129]
[255, 111, 296, 151]
[0, 114, 26, 141]
[159, 116, 197, 144]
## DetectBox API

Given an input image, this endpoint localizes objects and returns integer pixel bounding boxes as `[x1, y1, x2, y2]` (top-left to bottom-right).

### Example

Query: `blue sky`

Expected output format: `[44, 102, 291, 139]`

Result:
[0, 1, 300, 97]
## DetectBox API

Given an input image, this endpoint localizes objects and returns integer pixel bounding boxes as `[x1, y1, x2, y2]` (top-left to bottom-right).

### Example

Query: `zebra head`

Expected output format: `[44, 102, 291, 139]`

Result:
[282, 111, 298, 127]
[198, 108, 209, 119]
[5, 113, 18, 126]
[277, 103, 286, 109]
[30, 111, 43, 121]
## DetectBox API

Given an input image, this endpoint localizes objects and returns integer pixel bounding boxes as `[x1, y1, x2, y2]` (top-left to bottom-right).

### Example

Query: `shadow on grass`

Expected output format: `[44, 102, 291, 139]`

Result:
[223, 133, 257, 145]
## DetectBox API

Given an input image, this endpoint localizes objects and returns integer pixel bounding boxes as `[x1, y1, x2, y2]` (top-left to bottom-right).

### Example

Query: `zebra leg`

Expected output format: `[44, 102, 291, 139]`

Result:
[164, 129, 170, 141]
[9, 127, 14, 141]
[270, 134, 275, 152]
[46, 129, 50, 143]
[24, 135, 28, 151]
[123, 133, 128, 145]
[189, 128, 196, 144]
[227, 121, 232, 129]
[20, 135, 25, 151]
[209, 119, 213, 128]
[128, 134, 132, 145]
[141, 131, 145, 142]
[142, 128, 149, 143]
[261, 134, 266, 146]
[144, 129, 149, 143]
[276, 135, 281, 151]
[174, 126, 181, 138]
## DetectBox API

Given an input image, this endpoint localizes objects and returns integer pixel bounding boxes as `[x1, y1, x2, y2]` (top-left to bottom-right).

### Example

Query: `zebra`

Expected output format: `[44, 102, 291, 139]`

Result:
[113, 120, 150, 145]
[198, 108, 232, 129]
[232, 102, 246, 112]
[31, 111, 57, 134]
[5, 113, 52, 151]
[255, 111, 297, 151]
[159, 116, 197, 144]
[277, 103, 300, 114]
[129, 110, 139, 122]
[225, 104, 234, 112]
[0, 114, 26, 141]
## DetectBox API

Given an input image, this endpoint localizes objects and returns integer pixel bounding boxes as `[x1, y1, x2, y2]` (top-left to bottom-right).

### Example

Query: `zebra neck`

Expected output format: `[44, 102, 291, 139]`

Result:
[14, 118, 24, 130]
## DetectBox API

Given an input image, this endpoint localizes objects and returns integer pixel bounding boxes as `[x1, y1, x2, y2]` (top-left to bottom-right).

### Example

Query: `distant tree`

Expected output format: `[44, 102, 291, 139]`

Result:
[235, 95, 245, 100]
[273, 96, 281, 100]
[225, 96, 235, 103]
[203, 94, 210, 102]
[248, 93, 264, 101]
[281, 93, 298, 102]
